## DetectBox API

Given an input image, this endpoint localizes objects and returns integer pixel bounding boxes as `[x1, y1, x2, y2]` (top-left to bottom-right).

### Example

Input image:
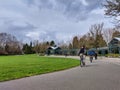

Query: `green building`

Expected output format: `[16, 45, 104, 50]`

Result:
[46, 46, 61, 55]
[108, 35, 120, 54]
[88, 35, 120, 55]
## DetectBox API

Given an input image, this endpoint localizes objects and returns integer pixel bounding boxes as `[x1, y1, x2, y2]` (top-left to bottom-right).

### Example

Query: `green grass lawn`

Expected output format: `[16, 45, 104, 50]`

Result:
[0, 55, 79, 82]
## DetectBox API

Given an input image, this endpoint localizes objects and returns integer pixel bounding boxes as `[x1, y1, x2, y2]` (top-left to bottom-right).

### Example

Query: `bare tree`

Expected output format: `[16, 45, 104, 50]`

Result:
[103, 28, 114, 46]
[0, 33, 22, 55]
[85, 33, 95, 49]
[89, 23, 106, 49]
[33, 40, 40, 54]
[104, 0, 120, 26]
[112, 28, 120, 37]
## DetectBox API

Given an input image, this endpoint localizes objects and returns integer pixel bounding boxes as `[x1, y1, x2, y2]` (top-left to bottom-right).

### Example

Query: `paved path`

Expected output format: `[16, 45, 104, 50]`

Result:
[0, 56, 120, 90]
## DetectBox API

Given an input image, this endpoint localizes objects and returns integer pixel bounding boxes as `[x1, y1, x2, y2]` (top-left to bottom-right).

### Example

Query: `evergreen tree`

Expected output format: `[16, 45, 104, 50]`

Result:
[50, 40, 55, 46]
[72, 36, 79, 49]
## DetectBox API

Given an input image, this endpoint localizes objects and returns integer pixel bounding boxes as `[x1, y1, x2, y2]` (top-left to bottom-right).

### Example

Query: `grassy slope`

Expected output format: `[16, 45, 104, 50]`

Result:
[0, 55, 79, 82]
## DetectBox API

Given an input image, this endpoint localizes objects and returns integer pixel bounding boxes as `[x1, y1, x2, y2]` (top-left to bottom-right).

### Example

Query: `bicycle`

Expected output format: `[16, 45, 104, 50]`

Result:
[80, 54, 85, 67]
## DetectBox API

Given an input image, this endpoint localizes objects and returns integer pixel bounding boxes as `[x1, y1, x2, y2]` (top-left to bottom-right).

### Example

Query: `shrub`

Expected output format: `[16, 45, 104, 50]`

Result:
[105, 53, 120, 58]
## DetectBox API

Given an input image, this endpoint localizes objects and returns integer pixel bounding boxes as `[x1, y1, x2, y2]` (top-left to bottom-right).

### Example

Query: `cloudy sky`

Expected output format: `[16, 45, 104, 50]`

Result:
[0, 0, 114, 44]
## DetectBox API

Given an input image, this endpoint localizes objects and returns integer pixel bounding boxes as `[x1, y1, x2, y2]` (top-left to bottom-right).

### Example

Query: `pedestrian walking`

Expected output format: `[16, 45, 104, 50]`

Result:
[88, 50, 95, 63]
[94, 52, 97, 60]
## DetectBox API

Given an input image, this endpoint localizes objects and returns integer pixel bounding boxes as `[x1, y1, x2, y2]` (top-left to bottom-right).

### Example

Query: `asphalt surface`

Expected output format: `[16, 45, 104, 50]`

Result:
[0, 56, 120, 90]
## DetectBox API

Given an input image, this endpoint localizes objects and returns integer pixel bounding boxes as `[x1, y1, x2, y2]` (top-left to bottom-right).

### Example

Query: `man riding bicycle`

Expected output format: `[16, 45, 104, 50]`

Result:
[78, 45, 86, 67]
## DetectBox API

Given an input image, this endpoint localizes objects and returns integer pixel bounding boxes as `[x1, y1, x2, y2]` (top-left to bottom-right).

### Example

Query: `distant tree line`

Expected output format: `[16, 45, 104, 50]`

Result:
[0, 24, 120, 55]
[0, 32, 57, 55]
[22, 40, 56, 55]
[68, 23, 120, 50]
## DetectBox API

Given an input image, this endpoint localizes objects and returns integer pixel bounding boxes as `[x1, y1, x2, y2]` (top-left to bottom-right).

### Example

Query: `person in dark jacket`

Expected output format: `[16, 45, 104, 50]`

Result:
[78, 45, 86, 67]
[94, 52, 97, 60]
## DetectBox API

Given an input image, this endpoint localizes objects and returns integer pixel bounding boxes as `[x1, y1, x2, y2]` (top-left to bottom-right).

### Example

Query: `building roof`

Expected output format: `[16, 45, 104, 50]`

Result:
[48, 46, 61, 50]
[114, 37, 120, 41]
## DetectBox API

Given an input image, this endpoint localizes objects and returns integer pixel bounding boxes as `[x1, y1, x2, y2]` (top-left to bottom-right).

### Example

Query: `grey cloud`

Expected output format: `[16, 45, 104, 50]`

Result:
[0, 0, 110, 43]
[26, 29, 58, 42]
[24, 0, 104, 21]
[0, 19, 36, 42]
[56, 0, 85, 18]
[23, 0, 35, 6]
[37, 30, 72, 43]
[57, 0, 105, 21]
[9, 23, 36, 31]
[3, 20, 36, 32]
[24, 0, 53, 9]
[86, 0, 105, 10]
[43, 30, 57, 41]
[39, 0, 53, 9]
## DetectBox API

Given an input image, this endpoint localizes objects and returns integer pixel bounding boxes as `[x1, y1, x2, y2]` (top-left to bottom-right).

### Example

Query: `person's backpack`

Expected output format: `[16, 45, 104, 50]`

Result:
[88, 50, 95, 56]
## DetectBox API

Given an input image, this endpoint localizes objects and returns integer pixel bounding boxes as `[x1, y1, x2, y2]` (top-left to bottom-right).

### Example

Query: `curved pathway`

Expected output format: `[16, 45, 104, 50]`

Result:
[0, 56, 120, 90]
